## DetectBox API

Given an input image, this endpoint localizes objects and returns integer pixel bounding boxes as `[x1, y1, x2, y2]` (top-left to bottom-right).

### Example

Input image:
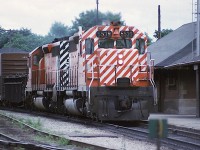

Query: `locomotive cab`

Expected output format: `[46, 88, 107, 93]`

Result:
[82, 22, 156, 121]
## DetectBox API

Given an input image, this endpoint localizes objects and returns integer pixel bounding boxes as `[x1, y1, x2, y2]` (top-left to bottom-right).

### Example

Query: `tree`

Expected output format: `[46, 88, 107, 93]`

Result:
[0, 27, 52, 51]
[0, 27, 9, 49]
[3, 32, 49, 51]
[144, 32, 153, 46]
[48, 22, 71, 38]
[18, 28, 32, 36]
[71, 9, 124, 32]
[101, 11, 124, 25]
[153, 29, 173, 40]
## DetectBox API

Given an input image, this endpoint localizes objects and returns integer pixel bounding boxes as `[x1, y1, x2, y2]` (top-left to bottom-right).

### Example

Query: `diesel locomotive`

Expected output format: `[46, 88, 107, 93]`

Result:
[1, 22, 157, 121]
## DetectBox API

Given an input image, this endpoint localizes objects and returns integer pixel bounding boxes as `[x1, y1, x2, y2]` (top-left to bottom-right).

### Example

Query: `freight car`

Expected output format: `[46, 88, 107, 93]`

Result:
[25, 22, 157, 121]
[0, 48, 28, 106]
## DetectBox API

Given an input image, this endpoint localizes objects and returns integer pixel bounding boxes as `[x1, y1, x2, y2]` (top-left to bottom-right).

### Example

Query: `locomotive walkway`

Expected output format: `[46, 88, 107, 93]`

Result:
[149, 113, 200, 131]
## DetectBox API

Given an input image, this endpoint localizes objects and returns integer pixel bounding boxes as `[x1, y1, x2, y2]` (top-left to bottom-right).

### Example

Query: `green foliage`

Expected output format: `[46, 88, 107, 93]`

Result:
[34, 134, 69, 146]
[12, 117, 42, 130]
[71, 10, 97, 32]
[25, 118, 42, 130]
[48, 22, 72, 37]
[57, 137, 70, 146]
[71, 9, 124, 32]
[18, 28, 32, 36]
[153, 29, 173, 40]
[144, 32, 153, 46]
[4, 33, 44, 51]
[0, 27, 53, 51]
[0, 27, 9, 49]
[103, 11, 124, 24]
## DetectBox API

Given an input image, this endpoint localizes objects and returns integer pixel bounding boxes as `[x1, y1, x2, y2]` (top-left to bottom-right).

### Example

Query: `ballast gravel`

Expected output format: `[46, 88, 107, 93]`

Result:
[0, 110, 169, 150]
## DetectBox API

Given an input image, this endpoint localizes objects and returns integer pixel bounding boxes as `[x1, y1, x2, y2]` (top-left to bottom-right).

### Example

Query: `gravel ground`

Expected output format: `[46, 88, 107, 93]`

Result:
[0, 110, 169, 150]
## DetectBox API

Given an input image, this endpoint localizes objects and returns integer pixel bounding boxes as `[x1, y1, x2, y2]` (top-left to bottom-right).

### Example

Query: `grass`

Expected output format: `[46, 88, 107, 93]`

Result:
[34, 134, 70, 146]
[2, 113, 72, 148]
[13, 117, 42, 130]
[12, 117, 70, 147]
[57, 137, 70, 146]
[13, 117, 70, 146]
[25, 118, 42, 130]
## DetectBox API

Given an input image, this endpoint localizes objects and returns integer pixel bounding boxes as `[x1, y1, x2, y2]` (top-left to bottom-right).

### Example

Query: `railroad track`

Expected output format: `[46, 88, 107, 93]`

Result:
[0, 132, 20, 142]
[0, 115, 67, 150]
[0, 111, 110, 150]
[104, 122, 200, 150]
[1, 107, 200, 150]
[166, 125, 200, 150]
[0, 137, 67, 150]
[141, 121, 200, 149]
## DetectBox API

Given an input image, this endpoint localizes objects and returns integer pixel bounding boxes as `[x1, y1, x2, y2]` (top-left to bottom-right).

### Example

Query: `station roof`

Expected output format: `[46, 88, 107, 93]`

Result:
[0, 47, 28, 53]
[148, 22, 199, 68]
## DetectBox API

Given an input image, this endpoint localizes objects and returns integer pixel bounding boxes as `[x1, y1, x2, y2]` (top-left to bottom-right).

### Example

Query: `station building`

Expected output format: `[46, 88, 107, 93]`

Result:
[148, 22, 200, 116]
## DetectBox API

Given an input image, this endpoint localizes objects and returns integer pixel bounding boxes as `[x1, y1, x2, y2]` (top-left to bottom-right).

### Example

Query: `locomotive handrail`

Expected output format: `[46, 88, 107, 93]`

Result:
[149, 59, 157, 105]
[31, 68, 78, 91]
[88, 60, 94, 105]
[92, 64, 148, 68]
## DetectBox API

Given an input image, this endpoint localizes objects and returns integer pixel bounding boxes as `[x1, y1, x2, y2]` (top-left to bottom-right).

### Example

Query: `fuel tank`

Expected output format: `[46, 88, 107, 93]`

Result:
[33, 97, 49, 110]
[64, 98, 83, 116]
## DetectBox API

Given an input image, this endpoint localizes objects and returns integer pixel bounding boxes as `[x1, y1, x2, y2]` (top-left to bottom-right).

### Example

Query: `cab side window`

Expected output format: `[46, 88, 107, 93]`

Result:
[33, 55, 40, 66]
[85, 38, 94, 54]
[33, 47, 43, 65]
[69, 40, 77, 52]
[136, 38, 145, 54]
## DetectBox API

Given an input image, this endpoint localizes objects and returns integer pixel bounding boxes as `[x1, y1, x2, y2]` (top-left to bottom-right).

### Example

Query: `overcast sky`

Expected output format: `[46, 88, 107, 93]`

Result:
[0, 0, 193, 38]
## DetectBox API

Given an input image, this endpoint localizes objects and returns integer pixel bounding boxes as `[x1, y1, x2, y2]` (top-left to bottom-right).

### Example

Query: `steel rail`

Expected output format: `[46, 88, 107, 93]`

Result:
[0, 131, 66, 150]
[104, 122, 200, 150]
[0, 132, 20, 142]
[168, 125, 200, 140]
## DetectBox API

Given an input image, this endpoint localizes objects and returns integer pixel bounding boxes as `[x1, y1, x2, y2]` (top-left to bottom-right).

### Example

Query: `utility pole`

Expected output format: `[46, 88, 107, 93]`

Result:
[96, 0, 99, 25]
[197, 0, 200, 56]
[158, 5, 161, 39]
[196, 0, 200, 118]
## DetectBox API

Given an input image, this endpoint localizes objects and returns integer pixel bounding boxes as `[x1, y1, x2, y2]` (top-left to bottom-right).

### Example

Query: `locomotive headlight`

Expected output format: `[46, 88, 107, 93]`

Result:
[118, 54, 123, 59]
[118, 54, 124, 65]
[118, 59, 123, 65]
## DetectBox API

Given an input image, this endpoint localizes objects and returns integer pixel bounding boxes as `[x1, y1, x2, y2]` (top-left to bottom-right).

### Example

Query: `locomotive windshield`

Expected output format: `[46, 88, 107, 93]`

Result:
[98, 39, 114, 48]
[116, 39, 132, 49]
[98, 39, 132, 49]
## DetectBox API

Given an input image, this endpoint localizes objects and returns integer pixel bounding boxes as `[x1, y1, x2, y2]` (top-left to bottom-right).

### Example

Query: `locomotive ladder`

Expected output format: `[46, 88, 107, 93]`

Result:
[149, 59, 157, 105]
[88, 60, 99, 105]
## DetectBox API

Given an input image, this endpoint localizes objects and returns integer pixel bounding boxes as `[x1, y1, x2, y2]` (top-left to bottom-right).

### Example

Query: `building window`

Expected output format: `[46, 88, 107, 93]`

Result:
[167, 73, 177, 90]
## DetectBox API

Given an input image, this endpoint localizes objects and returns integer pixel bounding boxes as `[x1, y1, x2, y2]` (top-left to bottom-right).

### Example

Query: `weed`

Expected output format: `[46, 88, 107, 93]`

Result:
[10, 118, 24, 129]
[57, 137, 69, 146]
[34, 134, 69, 146]
[19, 118, 24, 122]
[25, 118, 42, 130]
[14, 117, 42, 130]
